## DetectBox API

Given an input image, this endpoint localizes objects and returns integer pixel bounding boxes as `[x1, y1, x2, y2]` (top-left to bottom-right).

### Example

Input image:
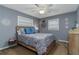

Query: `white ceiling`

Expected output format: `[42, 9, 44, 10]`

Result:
[2, 4, 79, 18]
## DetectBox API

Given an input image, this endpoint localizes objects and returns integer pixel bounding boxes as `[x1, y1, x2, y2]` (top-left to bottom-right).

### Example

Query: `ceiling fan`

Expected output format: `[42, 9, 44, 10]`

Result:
[26, 4, 58, 14]
[35, 4, 59, 14]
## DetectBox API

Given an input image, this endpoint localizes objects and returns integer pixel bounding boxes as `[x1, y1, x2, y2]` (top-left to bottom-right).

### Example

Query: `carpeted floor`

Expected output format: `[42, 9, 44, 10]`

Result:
[0, 43, 68, 55]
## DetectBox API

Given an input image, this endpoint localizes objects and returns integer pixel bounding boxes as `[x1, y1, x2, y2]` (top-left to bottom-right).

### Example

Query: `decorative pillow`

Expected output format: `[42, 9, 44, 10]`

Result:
[30, 27, 36, 33]
[24, 27, 36, 34]
[19, 28, 25, 34]
[17, 28, 25, 35]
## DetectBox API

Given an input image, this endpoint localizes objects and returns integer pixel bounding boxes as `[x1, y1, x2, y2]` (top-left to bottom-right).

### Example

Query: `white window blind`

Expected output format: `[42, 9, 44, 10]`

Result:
[48, 18, 59, 31]
[17, 16, 33, 26]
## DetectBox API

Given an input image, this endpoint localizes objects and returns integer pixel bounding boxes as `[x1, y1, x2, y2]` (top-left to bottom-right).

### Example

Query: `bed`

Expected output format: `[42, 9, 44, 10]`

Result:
[16, 26, 57, 55]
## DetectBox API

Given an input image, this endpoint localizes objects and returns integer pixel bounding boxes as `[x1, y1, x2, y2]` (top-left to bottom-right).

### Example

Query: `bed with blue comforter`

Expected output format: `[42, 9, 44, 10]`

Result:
[16, 26, 57, 55]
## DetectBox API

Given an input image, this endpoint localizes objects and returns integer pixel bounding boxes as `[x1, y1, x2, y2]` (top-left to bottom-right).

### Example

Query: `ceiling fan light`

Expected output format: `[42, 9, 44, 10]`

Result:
[39, 10, 45, 14]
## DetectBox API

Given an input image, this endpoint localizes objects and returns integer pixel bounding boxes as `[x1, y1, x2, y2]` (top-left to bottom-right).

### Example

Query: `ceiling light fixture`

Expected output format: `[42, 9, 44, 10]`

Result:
[39, 10, 45, 14]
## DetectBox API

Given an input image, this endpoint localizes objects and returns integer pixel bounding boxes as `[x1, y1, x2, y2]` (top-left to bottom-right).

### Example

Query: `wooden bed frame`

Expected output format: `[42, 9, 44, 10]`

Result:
[16, 26, 57, 55]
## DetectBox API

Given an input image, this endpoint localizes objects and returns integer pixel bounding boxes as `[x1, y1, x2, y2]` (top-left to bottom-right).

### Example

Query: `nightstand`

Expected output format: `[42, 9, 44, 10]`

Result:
[8, 37, 17, 46]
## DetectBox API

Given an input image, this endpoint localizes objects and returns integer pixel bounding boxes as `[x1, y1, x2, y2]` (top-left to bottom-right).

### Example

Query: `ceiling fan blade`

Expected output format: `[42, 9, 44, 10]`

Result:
[35, 4, 39, 7]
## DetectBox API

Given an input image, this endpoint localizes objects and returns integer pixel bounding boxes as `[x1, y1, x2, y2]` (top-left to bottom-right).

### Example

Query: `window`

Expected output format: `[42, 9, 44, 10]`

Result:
[48, 18, 59, 31]
[17, 16, 33, 26]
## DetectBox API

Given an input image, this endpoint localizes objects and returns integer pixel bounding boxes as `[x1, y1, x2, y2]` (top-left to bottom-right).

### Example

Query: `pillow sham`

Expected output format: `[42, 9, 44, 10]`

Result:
[24, 27, 35, 34]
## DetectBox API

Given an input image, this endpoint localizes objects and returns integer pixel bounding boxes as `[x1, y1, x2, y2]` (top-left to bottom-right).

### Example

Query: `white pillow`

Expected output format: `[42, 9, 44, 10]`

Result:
[20, 28, 25, 34]
[18, 28, 25, 35]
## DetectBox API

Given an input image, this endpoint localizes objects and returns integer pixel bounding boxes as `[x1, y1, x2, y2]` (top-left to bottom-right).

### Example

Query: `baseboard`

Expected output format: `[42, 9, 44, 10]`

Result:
[57, 39, 68, 43]
[0, 44, 17, 50]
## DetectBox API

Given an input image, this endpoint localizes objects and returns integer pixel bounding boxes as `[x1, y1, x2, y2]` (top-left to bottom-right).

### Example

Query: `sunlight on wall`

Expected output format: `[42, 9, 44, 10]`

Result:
[1, 19, 11, 26]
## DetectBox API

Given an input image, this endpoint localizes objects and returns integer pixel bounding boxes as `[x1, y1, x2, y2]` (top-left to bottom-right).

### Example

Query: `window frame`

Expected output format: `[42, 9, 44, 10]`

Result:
[48, 18, 59, 31]
[17, 16, 34, 26]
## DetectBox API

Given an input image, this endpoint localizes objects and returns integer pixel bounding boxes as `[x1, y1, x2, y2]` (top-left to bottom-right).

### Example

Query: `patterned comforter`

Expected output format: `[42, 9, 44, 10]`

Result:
[18, 33, 56, 54]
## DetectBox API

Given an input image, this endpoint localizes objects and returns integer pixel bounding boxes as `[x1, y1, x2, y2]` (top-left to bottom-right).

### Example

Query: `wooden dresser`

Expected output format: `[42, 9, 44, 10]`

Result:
[68, 28, 79, 55]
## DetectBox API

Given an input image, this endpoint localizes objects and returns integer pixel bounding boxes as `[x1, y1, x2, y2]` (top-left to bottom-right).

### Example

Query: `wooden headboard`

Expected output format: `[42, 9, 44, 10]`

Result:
[16, 26, 26, 31]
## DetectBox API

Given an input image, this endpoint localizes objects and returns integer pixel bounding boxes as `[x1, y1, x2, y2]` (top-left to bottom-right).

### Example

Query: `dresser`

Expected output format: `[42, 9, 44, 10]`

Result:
[68, 28, 79, 54]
